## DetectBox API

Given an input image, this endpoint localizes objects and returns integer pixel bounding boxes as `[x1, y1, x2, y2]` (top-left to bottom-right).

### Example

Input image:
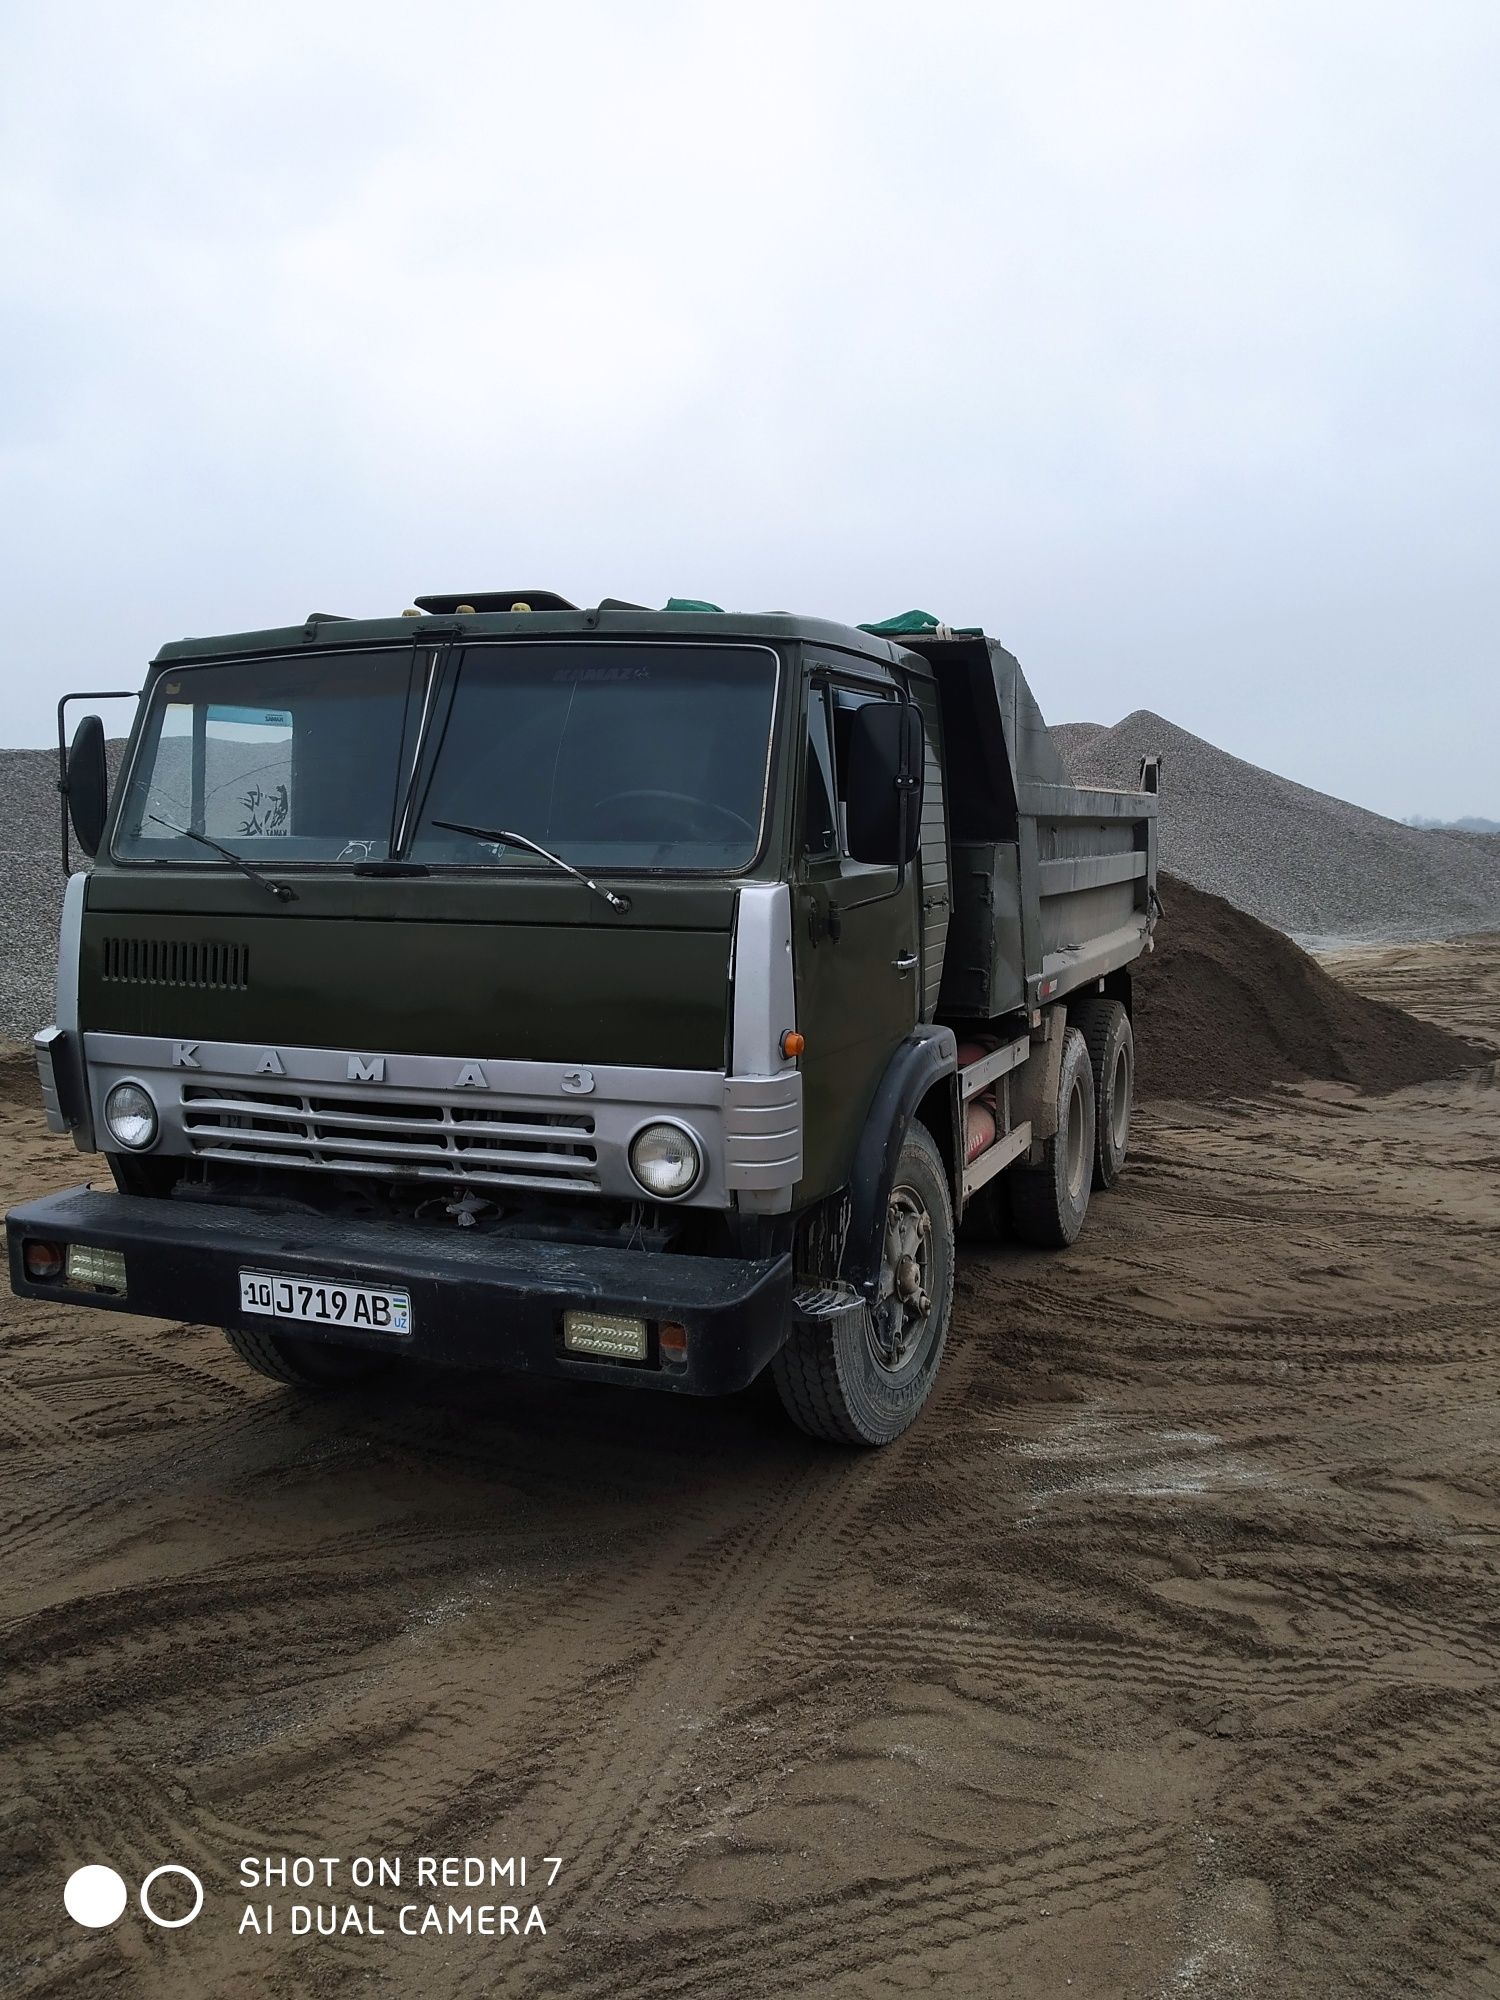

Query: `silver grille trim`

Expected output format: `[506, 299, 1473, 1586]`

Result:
[34, 1027, 71, 1135]
[723, 1074, 801, 1188]
[180, 1084, 598, 1194]
[82, 1034, 802, 1210]
[56, 875, 95, 1152]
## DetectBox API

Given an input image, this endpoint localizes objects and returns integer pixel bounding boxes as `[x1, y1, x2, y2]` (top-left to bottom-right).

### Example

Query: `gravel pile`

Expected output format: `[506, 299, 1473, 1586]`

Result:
[1054, 711, 1500, 948]
[0, 747, 74, 1042]
[0, 740, 136, 1040]
[4, 704, 1497, 1044]
[1136, 873, 1485, 1100]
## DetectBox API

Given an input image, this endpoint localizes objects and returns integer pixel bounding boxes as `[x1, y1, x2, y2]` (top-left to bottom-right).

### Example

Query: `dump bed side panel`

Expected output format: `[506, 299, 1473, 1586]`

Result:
[900, 634, 1157, 1021]
[1023, 782, 1156, 1008]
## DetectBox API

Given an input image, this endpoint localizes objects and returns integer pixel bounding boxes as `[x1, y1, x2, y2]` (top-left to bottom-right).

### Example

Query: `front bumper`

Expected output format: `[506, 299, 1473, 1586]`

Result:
[6, 1186, 793, 1396]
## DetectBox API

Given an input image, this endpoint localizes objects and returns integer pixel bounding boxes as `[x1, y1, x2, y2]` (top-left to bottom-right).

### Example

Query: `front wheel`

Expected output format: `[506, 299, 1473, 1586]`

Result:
[773, 1121, 955, 1446]
[223, 1326, 390, 1389]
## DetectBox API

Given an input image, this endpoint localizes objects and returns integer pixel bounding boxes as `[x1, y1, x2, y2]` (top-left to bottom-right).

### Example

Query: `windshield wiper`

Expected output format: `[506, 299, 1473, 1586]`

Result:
[431, 820, 631, 914]
[147, 815, 296, 902]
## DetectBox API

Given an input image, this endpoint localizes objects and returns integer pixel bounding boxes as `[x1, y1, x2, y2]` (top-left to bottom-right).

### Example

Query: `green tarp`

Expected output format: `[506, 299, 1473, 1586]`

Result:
[858, 610, 985, 637]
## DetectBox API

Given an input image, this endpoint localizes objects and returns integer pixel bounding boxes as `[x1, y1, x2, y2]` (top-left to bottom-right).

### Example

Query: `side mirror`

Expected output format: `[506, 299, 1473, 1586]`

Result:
[66, 714, 108, 857]
[846, 702, 923, 867]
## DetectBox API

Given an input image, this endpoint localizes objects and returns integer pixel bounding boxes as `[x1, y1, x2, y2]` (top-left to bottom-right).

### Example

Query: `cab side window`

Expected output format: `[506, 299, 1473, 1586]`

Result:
[802, 684, 839, 858]
[830, 686, 891, 853]
[803, 681, 898, 859]
[830, 687, 884, 789]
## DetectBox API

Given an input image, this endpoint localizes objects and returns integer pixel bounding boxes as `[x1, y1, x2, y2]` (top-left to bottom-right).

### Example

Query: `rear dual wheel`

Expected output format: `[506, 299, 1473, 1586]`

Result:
[1006, 1000, 1135, 1247]
[1072, 996, 1134, 1189]
[1007, 1026, 1097, 1247]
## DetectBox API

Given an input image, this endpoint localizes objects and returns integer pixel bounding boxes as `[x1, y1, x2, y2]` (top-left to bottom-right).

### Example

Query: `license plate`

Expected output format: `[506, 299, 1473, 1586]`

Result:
[239, 1269, 412, 1335]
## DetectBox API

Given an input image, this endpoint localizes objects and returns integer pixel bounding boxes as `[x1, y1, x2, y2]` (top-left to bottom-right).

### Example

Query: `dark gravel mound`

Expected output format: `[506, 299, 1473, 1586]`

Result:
[1054, 711, 1500, 947]
[1138, 873, 1485, 1101]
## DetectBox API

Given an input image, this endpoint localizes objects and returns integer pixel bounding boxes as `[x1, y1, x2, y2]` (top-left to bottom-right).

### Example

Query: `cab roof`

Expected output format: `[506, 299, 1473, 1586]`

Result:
[151, 599, 919, 672]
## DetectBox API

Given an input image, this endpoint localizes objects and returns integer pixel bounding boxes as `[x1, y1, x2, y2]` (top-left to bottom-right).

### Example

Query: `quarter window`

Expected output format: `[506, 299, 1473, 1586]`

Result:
[802, 681, 898, 858]
[802, 686, 839, 857]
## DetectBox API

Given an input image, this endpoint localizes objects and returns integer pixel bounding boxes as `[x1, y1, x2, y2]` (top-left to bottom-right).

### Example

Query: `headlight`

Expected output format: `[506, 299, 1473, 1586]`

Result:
[104, 1080, 158, 1151]
[628, 1120, 703, 1199]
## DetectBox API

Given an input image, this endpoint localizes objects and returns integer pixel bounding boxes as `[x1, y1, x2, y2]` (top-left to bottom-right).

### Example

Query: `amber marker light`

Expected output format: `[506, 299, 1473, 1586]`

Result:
[22, 1240, 65, 1282]
[781, 1031, 806, 1058]
[658, 1322, 689, 1358]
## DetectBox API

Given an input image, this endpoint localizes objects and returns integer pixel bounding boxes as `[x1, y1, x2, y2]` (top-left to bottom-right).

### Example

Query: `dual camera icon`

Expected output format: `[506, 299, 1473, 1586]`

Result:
[65, 1863, 204, 1929]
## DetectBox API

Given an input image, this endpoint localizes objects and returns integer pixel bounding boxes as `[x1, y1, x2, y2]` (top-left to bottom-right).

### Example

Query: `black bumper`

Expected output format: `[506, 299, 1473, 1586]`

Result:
[6, 1186, 794, 1397]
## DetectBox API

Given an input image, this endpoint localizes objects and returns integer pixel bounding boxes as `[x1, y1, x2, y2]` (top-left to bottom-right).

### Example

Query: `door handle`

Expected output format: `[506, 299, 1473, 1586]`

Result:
[893, 950, 919, 973]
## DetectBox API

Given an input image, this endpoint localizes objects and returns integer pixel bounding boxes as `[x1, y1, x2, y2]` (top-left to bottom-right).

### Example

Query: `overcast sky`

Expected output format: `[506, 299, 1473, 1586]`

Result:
[3, 2, 1496, 819]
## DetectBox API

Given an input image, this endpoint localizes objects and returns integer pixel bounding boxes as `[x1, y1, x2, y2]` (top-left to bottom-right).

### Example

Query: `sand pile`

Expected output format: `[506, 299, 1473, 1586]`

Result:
[1054, 711, 1500, 948]
[0, 1043, 40, 1114]
[1135, 873, 1485, 1101]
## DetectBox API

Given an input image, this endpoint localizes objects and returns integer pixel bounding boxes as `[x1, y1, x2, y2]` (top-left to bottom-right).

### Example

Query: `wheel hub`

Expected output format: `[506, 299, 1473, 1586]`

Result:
[872, 1186, 933, 1370]
[895, 1253, 929, 1314]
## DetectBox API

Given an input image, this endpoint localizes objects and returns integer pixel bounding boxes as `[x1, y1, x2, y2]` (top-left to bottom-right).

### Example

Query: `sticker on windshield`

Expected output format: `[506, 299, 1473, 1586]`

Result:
[549, 666, 650, 682]
[210, 705, 294, 728]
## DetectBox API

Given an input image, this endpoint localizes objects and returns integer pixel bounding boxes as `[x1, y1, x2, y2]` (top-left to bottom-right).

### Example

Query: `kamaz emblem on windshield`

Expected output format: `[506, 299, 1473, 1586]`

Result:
[552, 666, 649, 682]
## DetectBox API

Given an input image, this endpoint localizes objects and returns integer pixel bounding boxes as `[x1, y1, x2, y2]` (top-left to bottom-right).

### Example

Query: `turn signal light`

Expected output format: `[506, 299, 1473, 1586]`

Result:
[660, 1320, 692, 1368]
[22, 1239, 65, 1282]
[780, 1031, 805, 1058]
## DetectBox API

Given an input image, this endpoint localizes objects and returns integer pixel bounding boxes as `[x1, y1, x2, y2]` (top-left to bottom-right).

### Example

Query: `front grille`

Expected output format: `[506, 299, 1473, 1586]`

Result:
[103, 936, 249, 990]
[180, 1083, 598, 1193]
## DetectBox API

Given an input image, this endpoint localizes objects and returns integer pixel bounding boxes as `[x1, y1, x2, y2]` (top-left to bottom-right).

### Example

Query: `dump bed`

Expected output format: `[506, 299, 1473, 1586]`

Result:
[898, 631, 1159, 1021]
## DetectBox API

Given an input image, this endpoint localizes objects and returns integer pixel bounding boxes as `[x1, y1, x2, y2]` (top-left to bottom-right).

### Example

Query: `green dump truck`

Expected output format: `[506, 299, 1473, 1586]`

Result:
[7, 594, 1159, 1444]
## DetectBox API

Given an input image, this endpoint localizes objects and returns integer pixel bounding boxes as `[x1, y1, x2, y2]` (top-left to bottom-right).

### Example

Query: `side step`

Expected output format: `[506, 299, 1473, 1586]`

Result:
[792, 1280, 864, 1320]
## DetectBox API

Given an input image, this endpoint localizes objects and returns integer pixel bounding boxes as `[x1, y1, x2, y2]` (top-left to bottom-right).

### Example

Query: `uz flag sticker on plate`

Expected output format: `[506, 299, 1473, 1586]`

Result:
[240, 1270, 412, 1334]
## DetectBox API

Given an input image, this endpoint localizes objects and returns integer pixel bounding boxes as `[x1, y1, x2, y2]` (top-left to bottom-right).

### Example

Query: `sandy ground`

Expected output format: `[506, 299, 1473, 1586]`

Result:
[2, 937, 1498, 2000]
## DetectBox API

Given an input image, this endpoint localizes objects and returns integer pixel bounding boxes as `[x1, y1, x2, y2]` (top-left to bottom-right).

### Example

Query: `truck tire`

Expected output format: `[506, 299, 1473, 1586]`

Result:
[1072, 996, 1134, 1189]
[223, 1327, 388, 1389]
[1007, 1026, 1096, 1247]
[773, 1121, 955, 1446]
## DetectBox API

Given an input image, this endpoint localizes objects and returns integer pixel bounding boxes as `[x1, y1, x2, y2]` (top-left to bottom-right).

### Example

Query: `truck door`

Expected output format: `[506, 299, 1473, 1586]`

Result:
[793, 679, 921, 1200]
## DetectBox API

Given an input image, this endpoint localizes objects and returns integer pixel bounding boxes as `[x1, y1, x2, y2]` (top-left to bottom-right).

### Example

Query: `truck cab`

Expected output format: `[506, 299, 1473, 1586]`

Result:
[8, 594, 1158, 1444]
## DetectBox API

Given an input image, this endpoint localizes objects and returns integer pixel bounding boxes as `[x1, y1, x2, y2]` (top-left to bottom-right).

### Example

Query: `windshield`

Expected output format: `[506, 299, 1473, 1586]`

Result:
[410, 644, 775, 872]
[113, 641, 777, 873]
[114, 650, 417, 864]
